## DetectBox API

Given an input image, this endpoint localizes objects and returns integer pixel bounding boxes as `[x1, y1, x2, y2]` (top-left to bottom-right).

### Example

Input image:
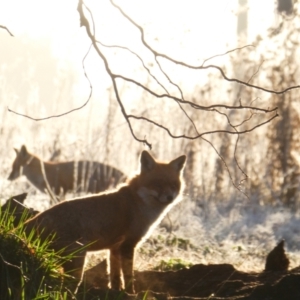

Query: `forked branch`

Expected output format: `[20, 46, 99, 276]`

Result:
[7, 0, 299, 150]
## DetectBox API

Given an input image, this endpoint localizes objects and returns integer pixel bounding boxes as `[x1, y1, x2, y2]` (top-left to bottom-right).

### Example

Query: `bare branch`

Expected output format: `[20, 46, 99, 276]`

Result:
[201, 45, 255, 66]
[110, 0, 300, 94]
[247, 60, 265, 84]
[6, 0, 292, 157]
[96, 41, 170, 95]
[127, 110, 279, 140]
[114, 74, 278, 113]
[8, 43, 94, 120]
[77, 0, 152, 148]
[0, 25, 14, 36]
[200, 135, 249, 198]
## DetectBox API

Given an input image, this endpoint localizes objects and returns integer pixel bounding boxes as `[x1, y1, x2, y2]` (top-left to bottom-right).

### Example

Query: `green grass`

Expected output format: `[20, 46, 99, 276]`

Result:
[153, 258, 192, 272]
[0, 202, 136, 300]
[0, 203, 69, 299]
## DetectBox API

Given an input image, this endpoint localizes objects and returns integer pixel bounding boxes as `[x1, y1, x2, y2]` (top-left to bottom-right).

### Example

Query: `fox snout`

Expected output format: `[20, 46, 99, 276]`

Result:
[137, 186, 179, 204]
[8, 170, 19, 181]
[159, 188, 178, 203]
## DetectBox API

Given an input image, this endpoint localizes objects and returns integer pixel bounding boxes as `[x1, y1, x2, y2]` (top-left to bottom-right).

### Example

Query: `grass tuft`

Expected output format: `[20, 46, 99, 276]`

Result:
[0, 203, 68, 299]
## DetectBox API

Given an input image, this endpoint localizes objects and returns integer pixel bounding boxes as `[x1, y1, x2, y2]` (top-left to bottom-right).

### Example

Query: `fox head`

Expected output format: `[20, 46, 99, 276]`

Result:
[8, 145, 31, 181]
[136, 151, 186, 206]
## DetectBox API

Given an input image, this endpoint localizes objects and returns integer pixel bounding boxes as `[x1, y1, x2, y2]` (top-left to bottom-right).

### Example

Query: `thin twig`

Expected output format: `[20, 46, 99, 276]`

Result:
[77, 0, 152, 148]
[128, 110, 278, 139]
[110, 0, 300, 94]
[0, 25, 14, 36]
[7, 44, 94, 120]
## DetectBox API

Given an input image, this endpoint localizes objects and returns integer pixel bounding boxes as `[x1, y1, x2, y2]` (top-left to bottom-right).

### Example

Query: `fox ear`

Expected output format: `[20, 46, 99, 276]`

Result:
[140, 151, 156, 172]
[20, 145, 28, 156]
[169, 155, 186, 172]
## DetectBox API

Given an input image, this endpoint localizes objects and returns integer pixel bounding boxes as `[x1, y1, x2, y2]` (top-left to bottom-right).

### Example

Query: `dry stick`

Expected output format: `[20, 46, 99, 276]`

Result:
[0, 252, 20, 269]
[39, 160, 59, 205]
[0, 25, 14, 36]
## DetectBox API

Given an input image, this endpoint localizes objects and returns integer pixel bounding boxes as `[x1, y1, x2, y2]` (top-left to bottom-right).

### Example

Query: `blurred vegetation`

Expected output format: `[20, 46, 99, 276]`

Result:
[185, 2, 300, 206]
[1, 2, 300, 299]
[153, 258, 193, 271]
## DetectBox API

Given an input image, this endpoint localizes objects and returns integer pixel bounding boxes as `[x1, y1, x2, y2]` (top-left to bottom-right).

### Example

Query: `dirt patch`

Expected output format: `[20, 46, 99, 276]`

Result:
[83, 263, 300, 300]
[82, 241, 299, 300]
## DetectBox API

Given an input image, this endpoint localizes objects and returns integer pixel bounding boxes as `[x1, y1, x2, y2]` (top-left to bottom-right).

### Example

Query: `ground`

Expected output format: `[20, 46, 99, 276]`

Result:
[83, 263, 300, 300]
[82, 241, 300, 300]
[2, 194, 300, 299]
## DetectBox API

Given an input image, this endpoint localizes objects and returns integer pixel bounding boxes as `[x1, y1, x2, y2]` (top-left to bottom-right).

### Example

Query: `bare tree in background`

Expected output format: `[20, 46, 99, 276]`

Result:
[3, 0, 300, 198]
[265, 7, 300, 206]
[277, 0, 294, 15]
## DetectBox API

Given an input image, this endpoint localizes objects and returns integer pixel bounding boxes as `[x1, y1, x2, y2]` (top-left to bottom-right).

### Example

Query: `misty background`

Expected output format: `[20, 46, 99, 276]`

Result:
[0, 0, 299, 271]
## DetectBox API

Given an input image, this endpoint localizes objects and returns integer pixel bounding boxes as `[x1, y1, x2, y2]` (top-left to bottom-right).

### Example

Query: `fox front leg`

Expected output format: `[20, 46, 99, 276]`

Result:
[109, 248, 123, 291]
[120, 243, 135, 294]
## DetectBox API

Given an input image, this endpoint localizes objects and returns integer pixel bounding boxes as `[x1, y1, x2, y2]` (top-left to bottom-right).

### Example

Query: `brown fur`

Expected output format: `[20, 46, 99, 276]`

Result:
[1, 193, 39, 226]
[24, 151, 186, 293]
[8, 145, 126, 196]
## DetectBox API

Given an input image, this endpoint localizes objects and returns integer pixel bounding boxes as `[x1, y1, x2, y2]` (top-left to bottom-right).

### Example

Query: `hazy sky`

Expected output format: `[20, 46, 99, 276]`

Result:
[0, 0, 275, 57]
[0, 0, 276, 113]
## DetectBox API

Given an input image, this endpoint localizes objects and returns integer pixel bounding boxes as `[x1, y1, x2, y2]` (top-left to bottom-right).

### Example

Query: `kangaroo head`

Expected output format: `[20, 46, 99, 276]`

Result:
[8, 145, 32, 181]
[137, 151, 186, 205]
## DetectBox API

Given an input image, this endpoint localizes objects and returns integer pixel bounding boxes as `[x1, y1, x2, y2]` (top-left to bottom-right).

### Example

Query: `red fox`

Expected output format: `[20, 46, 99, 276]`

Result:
[24, 151, 186, 293]
[8, 145, 126, 196]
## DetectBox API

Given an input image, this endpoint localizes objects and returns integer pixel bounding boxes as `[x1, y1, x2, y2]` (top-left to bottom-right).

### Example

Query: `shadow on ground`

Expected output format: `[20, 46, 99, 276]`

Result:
[83, 240, 300, 300]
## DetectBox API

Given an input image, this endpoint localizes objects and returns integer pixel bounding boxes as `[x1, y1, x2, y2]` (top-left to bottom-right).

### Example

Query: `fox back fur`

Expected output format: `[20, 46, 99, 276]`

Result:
[24, 151, 186, 293]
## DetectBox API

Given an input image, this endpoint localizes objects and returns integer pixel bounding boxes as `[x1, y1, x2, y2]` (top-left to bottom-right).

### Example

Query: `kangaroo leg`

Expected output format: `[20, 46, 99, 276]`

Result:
[120, 243, 135, 294]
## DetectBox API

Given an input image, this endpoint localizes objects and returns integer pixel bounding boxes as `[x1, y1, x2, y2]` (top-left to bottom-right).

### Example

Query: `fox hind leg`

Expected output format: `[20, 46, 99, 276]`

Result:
[120, 243, 135, 294]
[109, 247, 123, 291]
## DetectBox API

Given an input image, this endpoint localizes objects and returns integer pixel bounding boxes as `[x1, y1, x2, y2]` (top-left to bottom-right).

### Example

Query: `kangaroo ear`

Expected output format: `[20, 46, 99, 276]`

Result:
[140, 151, 156, 173]
[14, 148, 19, 156]
[169, 155, 186, 172]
